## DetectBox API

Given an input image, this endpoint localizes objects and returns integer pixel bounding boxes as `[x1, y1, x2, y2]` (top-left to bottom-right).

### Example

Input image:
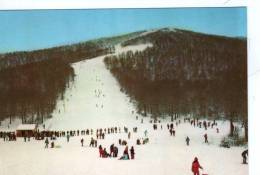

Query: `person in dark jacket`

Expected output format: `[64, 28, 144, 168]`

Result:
[242, 149, 248, 164]
[186, 136, 190, 146]
[113, 146, 118, 157]
[204, 134, 208, 143]
[89, 137, 94, 147]
[99, 145, 103, 157]
[130, 146, 135, 159]
[80, 138, 84, 147]
[191, 157, 203, 175]
[173, 129, 176, 136]
[110, 144, 114, 156]
[123, 146, 130, 159]
[45, 138, 49, 148]
[66, 134, 70, 142]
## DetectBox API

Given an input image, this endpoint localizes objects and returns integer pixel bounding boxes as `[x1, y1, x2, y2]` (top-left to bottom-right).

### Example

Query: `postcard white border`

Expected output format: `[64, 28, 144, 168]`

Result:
[0, 1, 259, 175]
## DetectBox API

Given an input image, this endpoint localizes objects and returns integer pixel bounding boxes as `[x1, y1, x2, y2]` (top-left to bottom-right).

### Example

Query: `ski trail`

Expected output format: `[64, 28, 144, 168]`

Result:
[44, 43, 152, 130]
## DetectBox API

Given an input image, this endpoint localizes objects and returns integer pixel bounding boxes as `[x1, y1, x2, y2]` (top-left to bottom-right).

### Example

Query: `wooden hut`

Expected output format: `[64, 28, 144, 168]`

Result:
[16, 124, 37, 137]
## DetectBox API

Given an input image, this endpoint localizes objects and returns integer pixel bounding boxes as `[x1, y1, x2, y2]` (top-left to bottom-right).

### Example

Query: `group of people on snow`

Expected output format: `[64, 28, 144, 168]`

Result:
[98, 144, 135, 160]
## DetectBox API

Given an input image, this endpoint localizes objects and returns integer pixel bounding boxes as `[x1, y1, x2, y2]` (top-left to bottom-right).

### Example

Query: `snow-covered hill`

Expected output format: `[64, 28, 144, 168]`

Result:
[43, 43, 152, 130]
[0, 41, 247, 175]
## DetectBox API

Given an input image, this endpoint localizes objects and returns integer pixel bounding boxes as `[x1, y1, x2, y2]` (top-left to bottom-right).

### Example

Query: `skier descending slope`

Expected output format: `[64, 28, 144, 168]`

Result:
[186, 136, 190, 146]
[191, 157, 203, 175]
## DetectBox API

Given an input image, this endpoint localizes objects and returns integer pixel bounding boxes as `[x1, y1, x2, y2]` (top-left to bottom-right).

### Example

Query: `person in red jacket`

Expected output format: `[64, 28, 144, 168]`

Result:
[98, 145, 103, 157]
[191, 157, 203, 175]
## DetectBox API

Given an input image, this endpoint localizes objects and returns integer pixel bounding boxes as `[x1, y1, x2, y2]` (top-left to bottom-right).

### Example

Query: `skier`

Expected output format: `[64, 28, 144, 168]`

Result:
[130, 146, 135, 159]
[170, 123, 174, 129]
[204, 134, 208, 143]
[51, 141, 55, 148]
[94, 139, 97, 147]
[169, 129, 173, 136]
[45, 138, 49, 148]
[110, 144, 114, 156]
[186, 136, 190, 146]
[81, 138, 84, 147]
[89, 137, 94, 147]
[114, 146, 118, 157]
[99, 145, 103, 157]
[242, 149, 248, 164]
[144, 130, 148, 137]
[136, 139, 141, 145]
[191, 157, 203, 175]
[123, 146, 130, 159]
[66, 134, 70, 142]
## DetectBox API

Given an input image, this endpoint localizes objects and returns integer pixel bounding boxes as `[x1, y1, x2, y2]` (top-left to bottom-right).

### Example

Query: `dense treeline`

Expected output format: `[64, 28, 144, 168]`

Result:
[0, 42, 108, 70]
[0, 59, 75, 124]
[0, 31, 144, 70]
[0, 40, 107, 124]
[0, 31, 143, 125]
[104, 28, 247, 140]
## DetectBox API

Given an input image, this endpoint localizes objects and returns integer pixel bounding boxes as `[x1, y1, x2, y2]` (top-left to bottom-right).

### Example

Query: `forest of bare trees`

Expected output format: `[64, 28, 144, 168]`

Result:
[0, 38, 112, 124]
[104, 28, 247, 140]
[0, 59, 75, 124]
[0, 30, 144, 125]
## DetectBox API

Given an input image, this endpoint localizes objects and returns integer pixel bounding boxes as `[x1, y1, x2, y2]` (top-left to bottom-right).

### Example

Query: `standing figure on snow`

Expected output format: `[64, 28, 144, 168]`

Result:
[99, 145, 103, 157]
[66, 134, 70, 142]
[130, 146, 135, 159]
[45, 138, 49, 148]
[186, 136, 190, 146]
[123, 146, 130, 159]
[113, 146, 118, 157]
[136, 139, 141, 145]
[191, 157, 203, 175]
[51, 141, 55, 148]
[144, 130, 148, 137]
[89, 137, 94, 147]
[94, 140, 97, 147]
[204, 134, 208, 143]
[242, 149, 248, 164]
[110, 144, 114, 156]
[173, 129, 176, 136]
[81, 138, 84, 147]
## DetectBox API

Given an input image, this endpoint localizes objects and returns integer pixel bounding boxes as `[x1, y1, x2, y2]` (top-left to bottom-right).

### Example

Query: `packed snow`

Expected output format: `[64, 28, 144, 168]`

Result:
[0, 43, 248, 175]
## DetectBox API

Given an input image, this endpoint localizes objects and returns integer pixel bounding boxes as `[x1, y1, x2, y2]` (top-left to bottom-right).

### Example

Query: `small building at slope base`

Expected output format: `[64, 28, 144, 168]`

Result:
[16, 124, 37, 137]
